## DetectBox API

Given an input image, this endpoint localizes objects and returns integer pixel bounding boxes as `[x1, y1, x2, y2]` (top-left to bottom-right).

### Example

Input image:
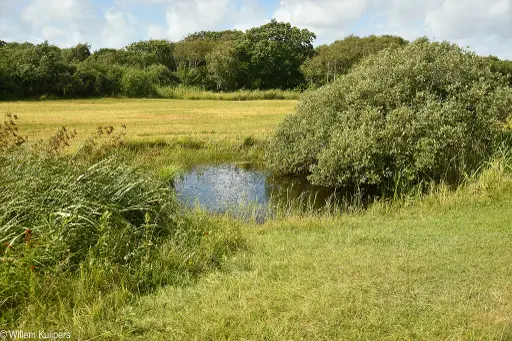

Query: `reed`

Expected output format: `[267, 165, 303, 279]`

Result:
[0, 122, 243, 331]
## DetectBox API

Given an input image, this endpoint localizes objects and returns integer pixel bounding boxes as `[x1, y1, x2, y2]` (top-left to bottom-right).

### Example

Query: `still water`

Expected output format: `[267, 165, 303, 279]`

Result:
[174, 163, 335, 216]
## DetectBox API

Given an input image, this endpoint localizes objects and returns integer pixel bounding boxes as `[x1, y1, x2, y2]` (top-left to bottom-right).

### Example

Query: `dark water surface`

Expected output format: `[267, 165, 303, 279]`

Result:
[174, 163, 336, 216]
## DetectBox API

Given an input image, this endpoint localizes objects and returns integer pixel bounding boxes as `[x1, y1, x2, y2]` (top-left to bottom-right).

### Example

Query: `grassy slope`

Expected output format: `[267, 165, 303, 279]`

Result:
[0, 99, 295, 144]
[117, 186, 512, 340]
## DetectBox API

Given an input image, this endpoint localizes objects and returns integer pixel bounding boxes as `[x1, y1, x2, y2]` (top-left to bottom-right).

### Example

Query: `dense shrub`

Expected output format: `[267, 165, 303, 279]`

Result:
[487, 56, 512, 87]
[156, 85, 300, 100]
[120, 68, 155, 97]
[147, 63, 179, 87]
[301, 35, 408, 86]
[267, 39, 512, 192]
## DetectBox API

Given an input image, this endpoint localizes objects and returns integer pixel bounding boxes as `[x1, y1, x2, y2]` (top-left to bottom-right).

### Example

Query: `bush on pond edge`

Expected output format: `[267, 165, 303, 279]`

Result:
[267, 39, 512, 193]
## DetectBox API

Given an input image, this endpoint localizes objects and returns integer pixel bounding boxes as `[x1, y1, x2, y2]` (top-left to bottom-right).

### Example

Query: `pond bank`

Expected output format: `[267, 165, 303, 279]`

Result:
[174, 163, 346, 221]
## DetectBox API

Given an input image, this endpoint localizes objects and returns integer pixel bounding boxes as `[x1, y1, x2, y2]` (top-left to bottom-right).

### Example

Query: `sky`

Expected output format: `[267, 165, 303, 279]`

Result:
[1, 0, 512, 59]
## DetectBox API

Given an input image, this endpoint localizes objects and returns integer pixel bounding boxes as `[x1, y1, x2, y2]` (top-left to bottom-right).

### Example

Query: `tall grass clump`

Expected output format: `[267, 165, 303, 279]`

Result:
[156, 85, 300, 100]
[267, 38, 512, 194]
[0, 117, 242, 330]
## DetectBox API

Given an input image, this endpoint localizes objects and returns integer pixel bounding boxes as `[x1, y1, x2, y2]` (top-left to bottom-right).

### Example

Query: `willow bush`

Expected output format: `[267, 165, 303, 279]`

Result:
[267, 39, 512, 192]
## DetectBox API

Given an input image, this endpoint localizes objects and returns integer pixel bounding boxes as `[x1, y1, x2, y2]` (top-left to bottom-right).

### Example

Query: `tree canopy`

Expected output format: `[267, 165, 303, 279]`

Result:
[301, 35, 408, 86]
[0, 22, 510, 99]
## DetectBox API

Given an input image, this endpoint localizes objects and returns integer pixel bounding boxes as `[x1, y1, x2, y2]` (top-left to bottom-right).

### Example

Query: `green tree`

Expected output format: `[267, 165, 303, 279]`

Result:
[121, 68, 155, 97]
[240, 20, 316, 89]
[206, 41, 244, 90]
[183, 30, 244, 42]
[90, 48, 129, 65]
[486, 55, 512, 87]
[1, 41, 71, 97]
[0, 42, 11, 98]
[147, 64, 179, 86]
[174, 39, 214, 69]
[173, 39, 215, 87]
[124, 40, 176, 70]
[62, 43, 91, 64]
[65, 59, 123, 97]
[301, 35, 408, 86]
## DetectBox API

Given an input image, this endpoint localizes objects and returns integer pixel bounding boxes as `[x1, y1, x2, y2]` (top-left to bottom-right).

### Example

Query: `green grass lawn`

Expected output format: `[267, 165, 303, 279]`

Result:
[109, 183, 512, 340]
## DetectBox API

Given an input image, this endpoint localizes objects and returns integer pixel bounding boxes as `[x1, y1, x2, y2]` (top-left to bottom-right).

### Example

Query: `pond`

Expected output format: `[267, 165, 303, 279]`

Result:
[174, 163, 337, 220]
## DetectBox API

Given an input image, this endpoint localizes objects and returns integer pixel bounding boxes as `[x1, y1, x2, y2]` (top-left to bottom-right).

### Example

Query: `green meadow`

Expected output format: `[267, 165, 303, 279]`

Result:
[1, 98, 512, 340]
[2, 37, 512, 340]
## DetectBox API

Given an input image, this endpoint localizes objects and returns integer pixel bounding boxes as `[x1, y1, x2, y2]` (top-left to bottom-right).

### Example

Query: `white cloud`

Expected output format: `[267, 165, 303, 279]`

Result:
[121, 0, 268, 41]
[0, 0, 17, 14]
[5, 0, 140, 48]
[160, 0, 268, 40]
[14, 0, 99, 46]
[233, 0, 269, 31]
[1, 0, 512, 58]
[275, 0, 367, 26]
[164, 0, 231, 40]
[274, 0, 368, 41]
[21, 0, 90, 25]
[148, 24, 167, 40]
[425, 0, 512, 40]
[0, 0, 29, 42]
[273, 0, 512, 58]
[100, 8, 138, 48]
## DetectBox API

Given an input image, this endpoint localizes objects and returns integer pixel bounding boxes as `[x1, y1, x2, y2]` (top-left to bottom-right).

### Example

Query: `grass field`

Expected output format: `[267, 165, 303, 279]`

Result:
[121, 184, 512, 340]
[0, 99, 295, 143]
[2, 99, 512, 340]
[19, 170, 512, 340]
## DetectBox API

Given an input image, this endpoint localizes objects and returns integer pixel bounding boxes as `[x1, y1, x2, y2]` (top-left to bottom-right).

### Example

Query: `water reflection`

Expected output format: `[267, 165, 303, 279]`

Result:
[174, 163, 336, 217]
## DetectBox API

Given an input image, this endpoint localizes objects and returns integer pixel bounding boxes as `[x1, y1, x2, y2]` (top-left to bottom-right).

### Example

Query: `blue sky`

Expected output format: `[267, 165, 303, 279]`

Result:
[1, 0, 512, 58]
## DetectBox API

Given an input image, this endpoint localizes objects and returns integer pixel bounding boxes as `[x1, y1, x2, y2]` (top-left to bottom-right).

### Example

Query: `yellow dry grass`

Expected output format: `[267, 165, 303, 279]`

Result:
[0, 99, 296, 143]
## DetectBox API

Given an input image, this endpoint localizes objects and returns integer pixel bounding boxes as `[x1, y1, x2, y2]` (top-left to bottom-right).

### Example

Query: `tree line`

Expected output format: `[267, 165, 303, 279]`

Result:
[1, 20, 511, 99]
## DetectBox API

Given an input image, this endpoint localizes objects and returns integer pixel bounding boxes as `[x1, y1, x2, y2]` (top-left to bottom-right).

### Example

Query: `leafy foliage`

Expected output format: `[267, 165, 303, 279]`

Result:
[0, 21, 318, 98]
[120, 68, 155, 97]
[267, 39, 512, 192]
[124, 39, 177, 70]
[183, 29, 244, 42]
[301, 35, 408, 86]
[1, 24, 511, 99]
[240, 20, 316, 89]
[206, 41, 244, 90]
[486, 55, 512, 87]
[62, 43, 92, 64]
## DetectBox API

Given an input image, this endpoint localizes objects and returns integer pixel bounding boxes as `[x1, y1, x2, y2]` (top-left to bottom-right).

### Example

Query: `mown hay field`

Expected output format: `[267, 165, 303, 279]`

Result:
[0, 99, 296, 144]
